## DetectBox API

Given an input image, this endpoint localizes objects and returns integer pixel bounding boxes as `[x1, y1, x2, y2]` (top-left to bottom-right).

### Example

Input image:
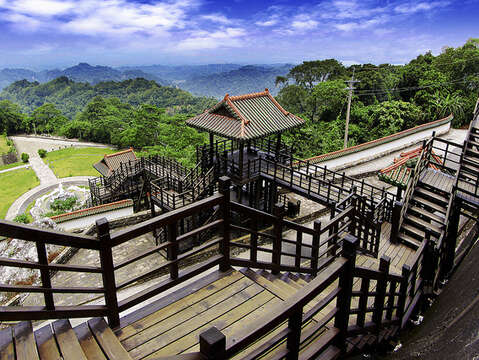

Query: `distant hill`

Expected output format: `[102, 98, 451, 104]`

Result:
[0, 77, 216, 118]
[0, 63, 169, 90]
[119, 64, 244, 83]
[179, 64, 293, 98]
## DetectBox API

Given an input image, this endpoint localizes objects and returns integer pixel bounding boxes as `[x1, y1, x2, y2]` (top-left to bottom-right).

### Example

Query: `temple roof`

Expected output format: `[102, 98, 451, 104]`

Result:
[186, 89, 305, 140]
[93, 148, 137, 177]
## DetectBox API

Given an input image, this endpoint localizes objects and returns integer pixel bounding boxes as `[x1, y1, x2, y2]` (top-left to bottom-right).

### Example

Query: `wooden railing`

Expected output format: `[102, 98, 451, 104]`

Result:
[392, 138, 434, 241]
[150, 167, 216, 210]
[1, 176, 475, 358]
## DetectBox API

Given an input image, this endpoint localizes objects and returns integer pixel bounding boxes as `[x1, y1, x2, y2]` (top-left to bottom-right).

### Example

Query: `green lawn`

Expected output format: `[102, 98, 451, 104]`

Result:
[0, 168, 40, 218]
[43, 147, 117, 178]
[0, 135, 10, 154]
[0, 162, 23, 171]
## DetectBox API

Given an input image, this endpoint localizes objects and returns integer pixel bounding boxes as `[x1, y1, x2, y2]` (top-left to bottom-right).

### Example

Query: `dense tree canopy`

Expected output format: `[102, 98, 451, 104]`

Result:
[0, 40, 478, 164]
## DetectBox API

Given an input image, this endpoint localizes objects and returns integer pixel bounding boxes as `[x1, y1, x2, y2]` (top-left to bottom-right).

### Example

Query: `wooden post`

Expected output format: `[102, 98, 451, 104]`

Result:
[397, 264, 411, 329]
[96, 218, 120, 328]
[150, 201, 158, 244]
[422, 230, 435, 294]
[390, 201, 403, 244]
[272, 203, 285, 275]
[275, 133, 282, 161]
[219, 177, 231, 272]
[36, 241, 54, 310]
[373, 256, 390, 336]
[209, 133, 214, 166]
[167, 221, 178, 279]
[286, 311, 302, 360]
[442, 196, 461, 279]
[396, 186, 403, 202]
[238, 141, 245, 179]
[199, 327, 226, 360]
[328, 204, 337, 257]
[335, 234, 357, 352]
[251, 217, 258, 264]
[310, 220, 321, 276]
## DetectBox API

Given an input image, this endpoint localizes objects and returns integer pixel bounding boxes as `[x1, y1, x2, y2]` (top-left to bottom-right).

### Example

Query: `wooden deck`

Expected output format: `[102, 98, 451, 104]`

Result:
[113, 222, 414, 359]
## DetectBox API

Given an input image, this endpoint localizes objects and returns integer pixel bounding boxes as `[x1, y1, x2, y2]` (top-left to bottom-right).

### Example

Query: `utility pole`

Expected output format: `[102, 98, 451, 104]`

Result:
[344, 75, 360, 149]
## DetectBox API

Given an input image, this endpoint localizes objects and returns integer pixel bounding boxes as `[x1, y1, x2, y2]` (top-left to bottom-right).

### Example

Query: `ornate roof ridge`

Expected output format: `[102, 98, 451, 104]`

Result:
[228, 89, 269, 101]
[104, 147, 136, 159]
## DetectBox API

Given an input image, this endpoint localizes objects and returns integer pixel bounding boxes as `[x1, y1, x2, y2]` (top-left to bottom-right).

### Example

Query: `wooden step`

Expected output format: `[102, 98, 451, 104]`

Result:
[411, 195, 447, 215]
[467, 139, 479, 148]
[52, 319, 88, 360]
[397, 231, 421, 249]
[74, 323, 109, 360]
[463, 157, 479, 170]
[401, 223, 425, 241]
[298, 328, 340, 360]
[408, 205, 445, 225]
[404, 214, 443, 237]
[87, 318, 133, 360]
[0, 327, 14, 360]
[313, 345, 341, 360]
[35, 324, 62, 360]
[14, 321, 40, 360]
[414, 187, 448, 206]
[466, 148, 479, 158]
[459, 169, 478, 183]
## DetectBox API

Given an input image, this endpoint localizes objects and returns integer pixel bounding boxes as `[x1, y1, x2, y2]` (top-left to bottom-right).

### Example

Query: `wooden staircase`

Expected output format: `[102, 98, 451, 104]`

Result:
[397, 178, 448, 249]
[0, 318, 132, 360]
[457, 122, 479, 206]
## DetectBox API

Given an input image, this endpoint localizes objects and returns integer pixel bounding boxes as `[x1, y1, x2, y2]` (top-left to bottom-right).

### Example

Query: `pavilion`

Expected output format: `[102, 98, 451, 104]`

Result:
[186, 89, 305, 179]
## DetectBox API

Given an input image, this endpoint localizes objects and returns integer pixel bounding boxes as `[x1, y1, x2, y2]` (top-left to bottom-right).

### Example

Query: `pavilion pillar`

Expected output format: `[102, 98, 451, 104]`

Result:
[238, 141, 245, 179]
[275, 133, 282, 161]
[209, 133, 214, 166]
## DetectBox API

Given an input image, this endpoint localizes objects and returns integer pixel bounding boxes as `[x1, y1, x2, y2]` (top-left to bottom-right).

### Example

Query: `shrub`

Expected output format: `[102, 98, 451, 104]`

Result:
[13, 214, 30, 224]
[21, 153, 29, 163]
[38, 149, 47, 158]
[51, 196, 77, 212]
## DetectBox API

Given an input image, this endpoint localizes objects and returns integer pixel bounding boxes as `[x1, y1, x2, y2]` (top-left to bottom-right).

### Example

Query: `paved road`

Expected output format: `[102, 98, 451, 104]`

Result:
[4, 136, 113, 219]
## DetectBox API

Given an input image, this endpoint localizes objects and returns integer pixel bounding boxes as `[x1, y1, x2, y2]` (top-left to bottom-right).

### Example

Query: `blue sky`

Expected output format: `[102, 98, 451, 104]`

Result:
[0, 0, 477, 69]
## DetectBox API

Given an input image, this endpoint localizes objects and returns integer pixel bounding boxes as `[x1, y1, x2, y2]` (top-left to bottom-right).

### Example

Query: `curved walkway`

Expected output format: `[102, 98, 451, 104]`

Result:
[5, 176, 94, 220]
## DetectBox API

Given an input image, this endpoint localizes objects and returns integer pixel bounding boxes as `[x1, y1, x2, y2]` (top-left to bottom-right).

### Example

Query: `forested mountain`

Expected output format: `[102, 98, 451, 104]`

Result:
[1, 40, 477, 167]
[180, 65, 293, 98]
[0, 77, 216, 118]
[119, 64, 244, 82]
[0, 63, 168, 91]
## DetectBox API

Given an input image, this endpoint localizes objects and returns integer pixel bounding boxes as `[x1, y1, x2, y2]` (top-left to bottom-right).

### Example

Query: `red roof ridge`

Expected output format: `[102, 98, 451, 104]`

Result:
[104, 147, 136, 159]
[229, 89, 269, 101]
[225, 96, 249, 128]
[266, 91, 290, 116]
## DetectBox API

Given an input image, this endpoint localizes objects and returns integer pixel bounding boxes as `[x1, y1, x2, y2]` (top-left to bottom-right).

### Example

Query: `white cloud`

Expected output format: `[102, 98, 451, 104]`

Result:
[256, 18, 278, 27]
[0, 0, 197, 37]
[201, 13, 232, 24]
[292, 19, 319, 30]
[5, 0, 74, 17]
[335, 15, 389, 32]
[176, 27, 246, 51]
[394, 1, 450, 14]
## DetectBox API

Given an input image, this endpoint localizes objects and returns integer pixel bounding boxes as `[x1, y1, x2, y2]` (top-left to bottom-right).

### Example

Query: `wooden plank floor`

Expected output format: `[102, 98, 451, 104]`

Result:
[420, 168, 454, 193]
[112, 221, 416, 359]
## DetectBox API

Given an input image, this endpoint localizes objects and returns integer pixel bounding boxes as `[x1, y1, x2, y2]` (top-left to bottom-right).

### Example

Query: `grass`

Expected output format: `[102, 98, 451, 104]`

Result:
[0, 168, 40, 219]
[0, 162, 23, 171]
[0, 135, 10, 154]
[43, 147, 117, 178]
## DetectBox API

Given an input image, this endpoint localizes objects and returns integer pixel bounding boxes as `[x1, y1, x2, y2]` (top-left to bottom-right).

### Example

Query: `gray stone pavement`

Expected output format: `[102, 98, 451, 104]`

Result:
[28, 152, 57, 184]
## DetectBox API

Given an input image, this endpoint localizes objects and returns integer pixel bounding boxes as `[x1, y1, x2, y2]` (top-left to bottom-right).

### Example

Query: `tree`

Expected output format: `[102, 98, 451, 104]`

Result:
[0, 100, 24, 134]
[30, 103, 68, 135]
[276, 59, 346, 90]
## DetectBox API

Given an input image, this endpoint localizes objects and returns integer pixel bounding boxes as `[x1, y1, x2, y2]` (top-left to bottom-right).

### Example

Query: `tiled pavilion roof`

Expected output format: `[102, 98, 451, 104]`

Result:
[93, 148, 137, 177]
[186, 89, 305, 140]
